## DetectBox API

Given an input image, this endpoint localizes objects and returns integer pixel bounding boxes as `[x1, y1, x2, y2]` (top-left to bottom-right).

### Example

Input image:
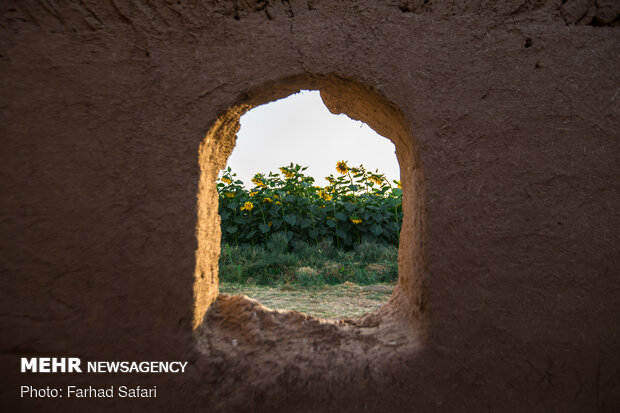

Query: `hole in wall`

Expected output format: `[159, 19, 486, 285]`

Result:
[216, 90, 403, 320]
[192, 76, 426, 394]
[193, 75, 425, 336]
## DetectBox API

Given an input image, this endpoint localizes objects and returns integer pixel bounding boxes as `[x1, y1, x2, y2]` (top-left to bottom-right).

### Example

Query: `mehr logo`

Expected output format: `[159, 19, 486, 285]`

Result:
[21, 357, 189, 373]
[21, 358, 82, 373]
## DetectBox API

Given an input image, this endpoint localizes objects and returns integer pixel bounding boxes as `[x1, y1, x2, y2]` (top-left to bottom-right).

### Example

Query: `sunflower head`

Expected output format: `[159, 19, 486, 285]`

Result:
[251, 174, 266, 187]
[249, 191, 257, 197]
[224, 192, 235, 198]
[369, 175, 383, 186]
[279, 167, 294, 179]
[221, 177, 232, 184]
[317, 190, 332, 201]
[240, 201, 254, 211]
[336, 160, 349, 175]
[350, 218, 362, 224]
[263, 197, 273, 203]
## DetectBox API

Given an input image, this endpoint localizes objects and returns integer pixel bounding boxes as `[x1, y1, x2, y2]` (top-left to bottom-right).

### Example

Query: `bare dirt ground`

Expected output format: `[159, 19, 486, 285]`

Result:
[219, 282, 395, 319]
[195, 285, 420, 412]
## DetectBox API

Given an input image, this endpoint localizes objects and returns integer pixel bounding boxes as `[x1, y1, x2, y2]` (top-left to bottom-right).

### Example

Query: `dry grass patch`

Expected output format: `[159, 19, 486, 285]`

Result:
[219, 282, 395, 319]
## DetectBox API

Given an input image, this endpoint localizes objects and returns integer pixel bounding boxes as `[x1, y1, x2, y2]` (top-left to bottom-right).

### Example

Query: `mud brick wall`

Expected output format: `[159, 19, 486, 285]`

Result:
[1, 1, 619, 412]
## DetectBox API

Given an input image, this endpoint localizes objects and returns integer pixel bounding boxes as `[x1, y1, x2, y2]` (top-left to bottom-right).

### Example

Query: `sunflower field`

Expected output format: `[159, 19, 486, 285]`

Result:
[217, 161, 402, 250]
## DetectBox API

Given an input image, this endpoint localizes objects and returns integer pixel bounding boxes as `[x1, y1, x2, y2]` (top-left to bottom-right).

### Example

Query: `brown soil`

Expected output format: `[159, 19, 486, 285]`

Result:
[195, 293, 420, 412]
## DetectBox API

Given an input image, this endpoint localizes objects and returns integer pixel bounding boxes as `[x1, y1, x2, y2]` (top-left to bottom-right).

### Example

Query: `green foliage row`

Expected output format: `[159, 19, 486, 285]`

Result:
[219, 236, 398, 286]
[217, 161, 402, 249]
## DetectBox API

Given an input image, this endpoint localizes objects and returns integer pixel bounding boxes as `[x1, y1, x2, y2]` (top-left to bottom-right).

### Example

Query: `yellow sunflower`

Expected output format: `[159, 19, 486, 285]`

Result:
[317, 190, 332, 201]
[279, 167, 294, 179]
[249, 191, 257, 197]
[336, 160, 349, 175]
[224, 192, 235, 198]
[221, 177, 232, 184]
[263, 197, 273, 203]
[251, 174, 266, 187]
[369, 175, 383, 186]
[240, 201, 254, 211]
[350, 218, 362, 224]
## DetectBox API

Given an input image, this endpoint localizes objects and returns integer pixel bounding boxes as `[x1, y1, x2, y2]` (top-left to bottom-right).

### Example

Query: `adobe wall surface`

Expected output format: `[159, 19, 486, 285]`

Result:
[1, 1, 619, 412]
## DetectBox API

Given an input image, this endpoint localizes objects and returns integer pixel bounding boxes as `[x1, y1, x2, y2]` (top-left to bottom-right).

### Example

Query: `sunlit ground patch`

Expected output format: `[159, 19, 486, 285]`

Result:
[219, 282, 395, 319]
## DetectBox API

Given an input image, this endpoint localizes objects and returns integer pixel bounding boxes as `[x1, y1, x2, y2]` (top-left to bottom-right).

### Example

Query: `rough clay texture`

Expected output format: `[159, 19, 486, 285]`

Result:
[1, 1, 619, 412]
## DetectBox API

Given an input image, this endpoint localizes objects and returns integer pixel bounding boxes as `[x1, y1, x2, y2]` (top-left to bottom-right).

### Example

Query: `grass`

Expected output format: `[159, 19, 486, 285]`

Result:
[219, 282, 395, 319]
[218, 237, 398, 317]
[219, 235, 398, 286]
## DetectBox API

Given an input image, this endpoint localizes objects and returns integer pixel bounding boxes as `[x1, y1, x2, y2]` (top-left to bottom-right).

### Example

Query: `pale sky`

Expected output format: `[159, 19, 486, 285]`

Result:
[223, 90, 400, 188]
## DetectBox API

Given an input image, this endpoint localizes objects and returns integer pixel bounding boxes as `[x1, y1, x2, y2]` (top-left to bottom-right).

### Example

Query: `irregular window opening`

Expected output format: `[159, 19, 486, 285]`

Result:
[216, 90, 402, 319]
[194, 75, 424, 333]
